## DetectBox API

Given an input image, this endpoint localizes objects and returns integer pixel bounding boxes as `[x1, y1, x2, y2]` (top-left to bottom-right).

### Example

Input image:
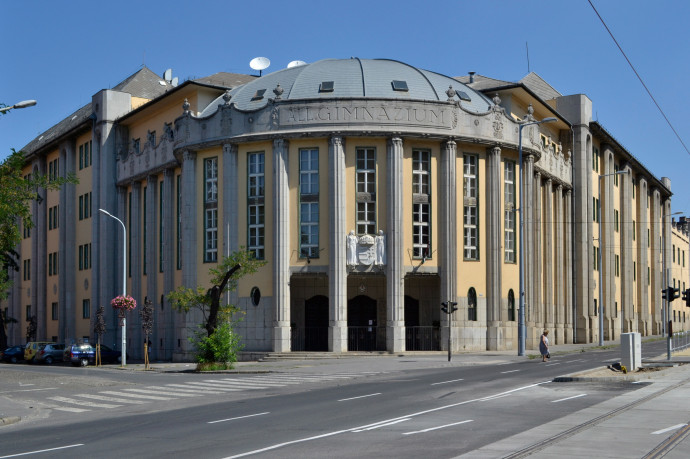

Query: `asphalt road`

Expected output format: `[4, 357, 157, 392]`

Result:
[0, 340, 670, 458]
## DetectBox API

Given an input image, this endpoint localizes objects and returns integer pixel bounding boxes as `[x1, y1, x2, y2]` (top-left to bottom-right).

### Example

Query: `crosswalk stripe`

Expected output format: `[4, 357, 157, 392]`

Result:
[257, 374, 352, 380]
[100, 391, 175, 401]
[145, 385, 223, 395]
[180, 382, 241, 391]
[164, 384, 226, 393]
[52, 406, 90, 413]
[239, 377, 302, 385]
[48, 396, 121, 409]
[73, 394, 148, 404]
[203, 379, 278, 388]
[122, 388, 202, 397]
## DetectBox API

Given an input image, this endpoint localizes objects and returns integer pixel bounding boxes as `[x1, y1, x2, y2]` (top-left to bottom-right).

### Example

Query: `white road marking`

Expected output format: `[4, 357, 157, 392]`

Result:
[0, 444, 84, 458]
[652, 423, 687, 435]
[122, 388, 201, 397]
[225, 380, 550, 458]
[52, 407, 90, 413]
[100, 391, 175, 401]
[18, 383, 34, 387]
[480, 394, 510, 402]
[177, 382, 241, 391]
[567, 359, 585, 363]
[431, 378, 464, 386]
[338, 393, 381, 402]
[73, 394, 147, 404]
[164, 384, 224, 393]
[211, 378, 285, 387]
[403, 419, 473, 435]
[545, 363, 561, 366]
[552, 394, 587, 403]
[208, 412, 270, 424]
[501, 369, 520, 374]
[352, 418, 410, 432]
[48, 396, 121, 409]
[0, 388, 57, 394]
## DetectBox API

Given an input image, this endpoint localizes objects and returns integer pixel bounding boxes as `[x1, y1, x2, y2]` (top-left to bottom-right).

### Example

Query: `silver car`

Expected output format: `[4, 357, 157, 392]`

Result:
[33, 343, 66, 364]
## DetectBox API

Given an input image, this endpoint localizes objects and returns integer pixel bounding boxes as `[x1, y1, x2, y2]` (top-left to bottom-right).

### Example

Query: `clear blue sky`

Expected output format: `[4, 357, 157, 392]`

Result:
[2, 0, 689, 212]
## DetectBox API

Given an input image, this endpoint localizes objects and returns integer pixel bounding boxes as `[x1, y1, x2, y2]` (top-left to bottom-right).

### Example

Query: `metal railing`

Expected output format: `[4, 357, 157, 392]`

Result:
[290, 327, 328, 352]
[671, 330, 690, 352]
[348, 326, 385, 351]
[405, 326, 440, 351]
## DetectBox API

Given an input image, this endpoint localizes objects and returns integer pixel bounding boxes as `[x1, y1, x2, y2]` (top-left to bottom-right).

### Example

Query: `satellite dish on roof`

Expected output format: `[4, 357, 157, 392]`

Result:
[249, 57, 271, 76]
[287, 60, 307, 68]
[171, 77, 179, 87]
[163, 68, 173, 81]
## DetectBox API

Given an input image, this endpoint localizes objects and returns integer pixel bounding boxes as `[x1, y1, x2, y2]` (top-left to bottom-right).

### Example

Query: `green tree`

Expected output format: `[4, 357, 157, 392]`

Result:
[167, 248, 265, 338]
[0, 148, 78, 348]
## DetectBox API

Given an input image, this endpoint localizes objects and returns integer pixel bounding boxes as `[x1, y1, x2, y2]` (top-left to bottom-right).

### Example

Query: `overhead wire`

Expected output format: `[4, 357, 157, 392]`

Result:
[587, 0, 690, 155]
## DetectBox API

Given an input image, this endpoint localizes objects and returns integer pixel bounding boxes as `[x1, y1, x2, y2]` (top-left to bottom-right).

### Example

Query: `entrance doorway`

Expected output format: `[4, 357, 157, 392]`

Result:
[348, 295, 378, 351]
[303, 295, 328, 351]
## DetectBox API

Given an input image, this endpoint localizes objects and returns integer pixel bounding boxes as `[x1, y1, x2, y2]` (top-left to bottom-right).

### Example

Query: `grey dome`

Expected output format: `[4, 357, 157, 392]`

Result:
[200, 58, 493, 116]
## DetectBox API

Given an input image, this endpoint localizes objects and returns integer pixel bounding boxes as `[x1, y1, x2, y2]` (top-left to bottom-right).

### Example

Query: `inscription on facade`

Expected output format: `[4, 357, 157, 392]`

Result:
[281, 104, 452, 128]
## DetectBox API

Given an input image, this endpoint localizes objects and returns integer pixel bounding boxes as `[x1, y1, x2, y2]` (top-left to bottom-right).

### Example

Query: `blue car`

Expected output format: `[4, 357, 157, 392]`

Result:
[1, 345, 25, 363]
[67, 343, 124, 366]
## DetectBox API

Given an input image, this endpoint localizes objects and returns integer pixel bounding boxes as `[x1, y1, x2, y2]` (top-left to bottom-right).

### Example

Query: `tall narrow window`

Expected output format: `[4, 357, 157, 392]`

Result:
[51, 302, 58, 320]
[614, 209, 619, 232]
[299, 148, 319, 259]
[615, 254, 620, 277]
[504, 161, 516, 263]
[248, 152, 265, 259]
[204, 157, 218, 263]
[508, 289, 515, 321]
[82, 299, 90, 319]
[412, 150, 430, 258]
[463, 154, 479, 260]
[468, 287, 477, 321]
[633, 220, 636, 240]
[356, 148, 376, 235]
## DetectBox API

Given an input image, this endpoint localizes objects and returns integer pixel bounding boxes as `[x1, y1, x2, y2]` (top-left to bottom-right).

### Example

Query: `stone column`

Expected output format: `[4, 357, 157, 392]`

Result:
[602, 147, 615, 340]
[486, 146, 502, 350]
[141, 175, 158, 359]
[555, 184, 565, 344]
[273, 138, 291, 352]
[533, 171, 543, 333]
[177, 150, 197, 360]
[129, 181, 142, 358]
[222, 144, 239, 257]
[620, 165, 634, 333]
[637, 178, 650, 334]
[544, 178, 554, 335]
[565, 189, 574, 343]
[386, 137, 405, 352]
[524, 155, 535, 344]
[328, 136, 348, 352]
[59, 139, 76, 342]
[440, 139, 457, 351]
[161, 169, 175, 360]
[650, 188, 662, 333]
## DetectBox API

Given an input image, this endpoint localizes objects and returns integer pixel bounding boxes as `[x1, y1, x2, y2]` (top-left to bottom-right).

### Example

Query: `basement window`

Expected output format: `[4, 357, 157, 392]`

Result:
[391, 80, 409, 92]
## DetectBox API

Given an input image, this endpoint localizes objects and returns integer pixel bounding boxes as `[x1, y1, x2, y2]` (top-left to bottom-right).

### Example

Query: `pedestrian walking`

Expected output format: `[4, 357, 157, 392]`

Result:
[540, 329, 550, 362]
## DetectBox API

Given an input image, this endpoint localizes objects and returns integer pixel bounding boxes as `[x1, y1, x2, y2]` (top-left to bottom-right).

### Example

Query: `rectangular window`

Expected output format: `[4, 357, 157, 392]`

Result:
[26, 305, 31, 319]
[176, 175, 181, 270]
[85, 243, 90, 270]
[79, 195, 83, 220]
[79, 245, 83, 271]
[23, 259, 30, 281]
[51, 302, 58, 320]
[48, 253, 52, 276]
[85, 141, 91, 168]
[48, 207, 53, 230]
[633, 220, 636, 241]
[504, 161, 516, 263]
[673, 244, 676, 263]
[463, 154, 478, 260]
[82, 299, 90, 319]
[647, 229, 650, 248]
[79, 144, 84, 170]
[634, 261, 636, 281]
[592, 147, 599, 172]
[299, 148, 319, 259]
[160, 180, 164, 272]
[413, 150, 431, 258]
[593, 245, 598, 271]
[615, 254, 620, 277]
[248, 152, 265, 259]
[632, 178, 636, 198]
[356, 148, 376, 235]
[614, 164, 619, 186]
[614, 209, 619, 232]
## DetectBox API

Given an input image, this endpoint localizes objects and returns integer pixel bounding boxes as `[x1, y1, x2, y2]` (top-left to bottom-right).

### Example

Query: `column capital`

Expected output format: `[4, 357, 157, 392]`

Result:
[182, 150, 196, 162]
[329, 135, 343, 148]
[222, 143, 238, 155]
[443, 138, 456, 149]
[488, 144, 501, 156]
[273, 138, 288, 150]
[387, 136, 403, 148]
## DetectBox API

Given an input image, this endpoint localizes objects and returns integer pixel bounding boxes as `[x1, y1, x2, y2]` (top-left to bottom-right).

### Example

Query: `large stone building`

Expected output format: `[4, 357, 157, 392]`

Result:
[2, 58, 676, 360]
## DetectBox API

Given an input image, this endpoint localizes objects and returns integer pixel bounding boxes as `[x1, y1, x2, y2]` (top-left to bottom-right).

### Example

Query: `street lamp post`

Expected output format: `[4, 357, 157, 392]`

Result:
[518, 117, 557, 356]
[662, 211, 683, 360]
[98, 208, 127, 366]
[596, 170, 628, 346]
[0, 100, 37, 113]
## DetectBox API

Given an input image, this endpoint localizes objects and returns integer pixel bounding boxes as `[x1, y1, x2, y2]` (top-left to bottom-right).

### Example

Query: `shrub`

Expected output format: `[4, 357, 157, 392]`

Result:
[190, 321, 243, 369]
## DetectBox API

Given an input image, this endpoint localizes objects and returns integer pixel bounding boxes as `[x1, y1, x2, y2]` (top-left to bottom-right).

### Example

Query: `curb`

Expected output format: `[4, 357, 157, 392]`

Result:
[0, 416, 21, 427]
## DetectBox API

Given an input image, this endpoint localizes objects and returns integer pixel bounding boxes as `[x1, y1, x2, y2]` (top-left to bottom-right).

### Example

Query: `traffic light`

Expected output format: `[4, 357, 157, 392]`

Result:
[671, 287, 680, 302]
[683, 289, 690, 308]
[449, 301, 458, 313]
[441, 302, 458, 314]
[441, 302, 448, 314]
[662, 288, 668, 301]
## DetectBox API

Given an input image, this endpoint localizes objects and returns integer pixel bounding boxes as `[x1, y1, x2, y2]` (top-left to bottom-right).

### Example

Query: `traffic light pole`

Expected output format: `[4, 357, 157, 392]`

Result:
[667, 268, 672, 361]
[441, 302, 458, 362]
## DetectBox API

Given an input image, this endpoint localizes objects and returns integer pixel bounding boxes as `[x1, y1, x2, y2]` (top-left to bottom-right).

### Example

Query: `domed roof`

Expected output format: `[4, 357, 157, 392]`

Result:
[200, 58, 493, 116]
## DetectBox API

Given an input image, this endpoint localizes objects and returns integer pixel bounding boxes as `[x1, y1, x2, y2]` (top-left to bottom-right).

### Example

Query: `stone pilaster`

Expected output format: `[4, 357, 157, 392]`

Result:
[31, 159, 47, 341]
[565, 189, 574, 343]
[129, 181, 142, 358]
[221, 144, 240, 326]
[386, 137, 405, 352]
[486, 146, 502, 350]
[602, 147, 615, 340]
[555, 184, 565, 344]
[650, 188, 662, 333]
[161, 169, 175, 360]
[58, 139, 76, 342]
[328, 136, 348, 352]
[620, 165, 634, 333]
[272, 138, 291, 352]
[440, 139, 457, 351]
[141, 175, 158, 359]
[523, 155, 536, 347]
[544, 178, 554, 335]
[637, 178, 650, 334]
[533, 171, 543, 332]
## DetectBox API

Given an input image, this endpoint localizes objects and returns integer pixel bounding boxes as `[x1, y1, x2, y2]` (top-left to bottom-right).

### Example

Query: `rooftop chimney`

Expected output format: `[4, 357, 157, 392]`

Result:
[468, 71, 475, 83]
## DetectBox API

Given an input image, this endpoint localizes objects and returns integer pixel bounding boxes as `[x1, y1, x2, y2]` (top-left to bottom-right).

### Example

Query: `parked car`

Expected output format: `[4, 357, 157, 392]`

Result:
[67, 343, 126, 366]
[33, 343, 66, 364]
[24, 341, 55, 363]
[1, 345, 25, 363]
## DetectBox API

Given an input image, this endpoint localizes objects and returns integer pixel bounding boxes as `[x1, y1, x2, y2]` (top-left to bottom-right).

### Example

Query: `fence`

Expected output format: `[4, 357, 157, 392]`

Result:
[671, 330, 690, 352]
[405, 326, 440, 351]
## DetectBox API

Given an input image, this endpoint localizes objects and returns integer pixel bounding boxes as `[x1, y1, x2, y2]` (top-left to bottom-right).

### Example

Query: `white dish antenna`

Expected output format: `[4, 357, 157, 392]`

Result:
[249, 57, 271, 76]
[163, 68, 173, 81]
[287, 60, 307, 68]
[171, 77, 179, 87]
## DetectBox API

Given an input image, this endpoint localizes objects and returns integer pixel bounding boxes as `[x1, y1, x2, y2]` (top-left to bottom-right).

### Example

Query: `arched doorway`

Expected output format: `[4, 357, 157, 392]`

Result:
[348, 295, 378, 351]
[304, 295, 328, 351]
